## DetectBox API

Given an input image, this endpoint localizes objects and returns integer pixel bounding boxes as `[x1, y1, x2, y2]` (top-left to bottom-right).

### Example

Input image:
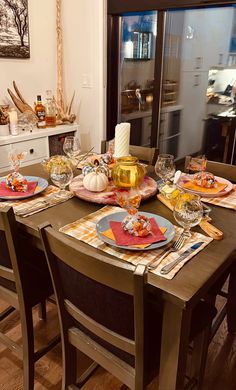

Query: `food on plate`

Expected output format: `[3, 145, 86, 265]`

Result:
[6, 172, 28, 192]
[83, 170, 108, 192]
[122, 214, 151, 237]
[193, 171, 216, 188]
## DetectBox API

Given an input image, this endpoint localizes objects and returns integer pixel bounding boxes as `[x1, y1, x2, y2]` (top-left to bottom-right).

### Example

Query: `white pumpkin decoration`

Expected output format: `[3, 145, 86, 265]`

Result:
[83, 170, 108, 192]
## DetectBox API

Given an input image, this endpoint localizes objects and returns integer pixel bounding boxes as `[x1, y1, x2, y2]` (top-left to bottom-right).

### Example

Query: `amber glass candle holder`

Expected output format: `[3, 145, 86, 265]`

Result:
[112, 156, 145, 188]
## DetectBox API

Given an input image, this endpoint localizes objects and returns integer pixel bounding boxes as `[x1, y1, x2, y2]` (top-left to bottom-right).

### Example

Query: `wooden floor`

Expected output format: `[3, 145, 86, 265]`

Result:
[0, 297, 235, 390]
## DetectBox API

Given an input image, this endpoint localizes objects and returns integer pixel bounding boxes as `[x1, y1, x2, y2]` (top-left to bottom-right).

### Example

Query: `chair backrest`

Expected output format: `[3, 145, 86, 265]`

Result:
[40, 224, 147, 389]
[101, 140, 158, 166]
[184, 156, 236, 182]
[0, 207, 22, 306]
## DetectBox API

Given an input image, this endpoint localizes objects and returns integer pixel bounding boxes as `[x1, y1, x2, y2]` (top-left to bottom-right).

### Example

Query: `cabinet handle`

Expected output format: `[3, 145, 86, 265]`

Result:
[194, 74, 200, 87]
[29, 148, 34, 154]
[195, 57, 202, 69]
[218, 53, 223, 65]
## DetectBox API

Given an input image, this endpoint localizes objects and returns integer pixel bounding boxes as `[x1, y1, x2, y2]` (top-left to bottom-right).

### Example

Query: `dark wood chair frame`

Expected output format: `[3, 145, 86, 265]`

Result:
[101, 140, 158, 166]
[40, 223, 217, 390]
[0, 206, 60, 390]
[184, 156, 236, 338]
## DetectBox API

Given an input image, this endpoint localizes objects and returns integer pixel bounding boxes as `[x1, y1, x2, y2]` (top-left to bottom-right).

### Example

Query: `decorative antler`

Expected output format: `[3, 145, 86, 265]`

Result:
[7, 81, 35, 114]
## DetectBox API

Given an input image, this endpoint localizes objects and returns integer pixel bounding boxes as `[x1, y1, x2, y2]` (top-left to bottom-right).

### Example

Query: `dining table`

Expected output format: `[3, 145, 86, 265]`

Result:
[3, 163, 236, 390]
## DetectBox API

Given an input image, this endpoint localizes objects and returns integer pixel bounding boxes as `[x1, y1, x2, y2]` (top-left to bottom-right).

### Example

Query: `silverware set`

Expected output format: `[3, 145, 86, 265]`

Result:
[15, 191, 72, 217]
[148, 234, 204, 274]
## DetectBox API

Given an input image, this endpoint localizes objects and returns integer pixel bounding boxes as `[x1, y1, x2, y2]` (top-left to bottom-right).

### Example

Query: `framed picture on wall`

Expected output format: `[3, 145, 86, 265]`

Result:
[0, 0, 30, 59]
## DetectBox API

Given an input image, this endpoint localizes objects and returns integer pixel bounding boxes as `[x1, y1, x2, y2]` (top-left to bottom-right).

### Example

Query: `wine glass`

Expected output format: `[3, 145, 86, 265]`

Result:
[155, 154, 176, 185]
[50, 162, 73, 192]
[63, 136, 81, 159]
[173, 193, 203, 238]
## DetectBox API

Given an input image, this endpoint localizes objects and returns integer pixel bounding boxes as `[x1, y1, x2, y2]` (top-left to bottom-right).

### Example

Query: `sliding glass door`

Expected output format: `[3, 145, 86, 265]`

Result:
[118, 12, 157, 146]
[108, 1, 236, 163]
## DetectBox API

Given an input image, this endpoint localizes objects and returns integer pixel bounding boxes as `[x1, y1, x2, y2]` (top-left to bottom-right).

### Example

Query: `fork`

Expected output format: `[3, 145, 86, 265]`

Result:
[148, 234, 186, 270]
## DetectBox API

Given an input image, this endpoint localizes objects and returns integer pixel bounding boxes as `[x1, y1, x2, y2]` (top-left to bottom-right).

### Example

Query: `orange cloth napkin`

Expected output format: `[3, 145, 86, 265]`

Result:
[182, 180, 227, 194]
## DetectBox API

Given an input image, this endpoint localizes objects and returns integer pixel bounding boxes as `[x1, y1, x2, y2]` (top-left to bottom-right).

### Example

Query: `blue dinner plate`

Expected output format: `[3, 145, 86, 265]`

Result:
[0, 176, 48, 200]
[96, 212, 175, 251]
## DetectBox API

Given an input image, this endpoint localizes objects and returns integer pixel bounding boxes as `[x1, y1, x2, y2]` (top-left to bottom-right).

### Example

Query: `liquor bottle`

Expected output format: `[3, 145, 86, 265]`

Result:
[35, 95, 46, 129]
[45, 90, 57, 127]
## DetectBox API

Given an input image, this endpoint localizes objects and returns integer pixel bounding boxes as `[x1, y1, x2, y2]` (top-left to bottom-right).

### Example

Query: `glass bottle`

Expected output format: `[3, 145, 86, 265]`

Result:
[45, 90, 56, 127]
[35, 95, 46, 129]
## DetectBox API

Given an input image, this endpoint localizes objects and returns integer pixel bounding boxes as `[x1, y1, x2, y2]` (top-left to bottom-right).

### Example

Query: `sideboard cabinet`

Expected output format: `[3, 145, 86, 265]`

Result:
[0, 124, 79, 173]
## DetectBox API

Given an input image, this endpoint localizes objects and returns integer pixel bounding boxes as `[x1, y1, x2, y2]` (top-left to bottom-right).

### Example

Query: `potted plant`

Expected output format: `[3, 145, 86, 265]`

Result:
[0, 105, 10, 136]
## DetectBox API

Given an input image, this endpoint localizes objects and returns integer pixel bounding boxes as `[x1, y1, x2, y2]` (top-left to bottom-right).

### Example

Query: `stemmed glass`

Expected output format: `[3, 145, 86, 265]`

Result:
[63, 136, 81, 159]
[50, 162, 73, 193]
[155, 154, 176, 185]
[173, 193, 203, 238]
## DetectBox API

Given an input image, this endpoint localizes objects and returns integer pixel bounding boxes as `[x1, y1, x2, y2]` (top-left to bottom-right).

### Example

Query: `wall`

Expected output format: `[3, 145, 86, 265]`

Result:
[0, 0, 106, 153]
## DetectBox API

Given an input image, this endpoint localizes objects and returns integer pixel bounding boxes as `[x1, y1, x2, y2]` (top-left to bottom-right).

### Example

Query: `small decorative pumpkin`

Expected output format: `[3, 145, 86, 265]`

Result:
[82, 164, 94, 176]
[98, 162, 110, 177]
[101, 153, 113, 165]
[83, 170, 108, 192]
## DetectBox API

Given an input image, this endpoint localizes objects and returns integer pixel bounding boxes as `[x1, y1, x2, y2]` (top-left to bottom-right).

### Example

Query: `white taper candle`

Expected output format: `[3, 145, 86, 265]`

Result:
[114, 122, 130, 158]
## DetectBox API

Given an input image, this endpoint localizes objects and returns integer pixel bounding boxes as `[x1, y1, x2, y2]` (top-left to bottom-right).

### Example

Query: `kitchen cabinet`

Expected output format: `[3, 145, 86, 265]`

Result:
[181, 8, 234, 72]
[178, 71, 209, 158]
[0, 124, 79, 173]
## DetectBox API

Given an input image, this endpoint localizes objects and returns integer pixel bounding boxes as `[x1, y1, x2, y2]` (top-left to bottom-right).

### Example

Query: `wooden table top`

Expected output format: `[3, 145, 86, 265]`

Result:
[11, 164, 236, 310]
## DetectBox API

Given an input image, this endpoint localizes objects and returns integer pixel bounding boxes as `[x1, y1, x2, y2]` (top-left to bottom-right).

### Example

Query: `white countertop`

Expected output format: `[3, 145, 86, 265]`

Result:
[0, 123, 79, 146]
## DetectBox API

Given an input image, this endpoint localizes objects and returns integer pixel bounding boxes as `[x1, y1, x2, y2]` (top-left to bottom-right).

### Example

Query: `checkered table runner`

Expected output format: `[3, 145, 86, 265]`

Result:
[59, 205, 212, 280]
[201, 185, 236, 211]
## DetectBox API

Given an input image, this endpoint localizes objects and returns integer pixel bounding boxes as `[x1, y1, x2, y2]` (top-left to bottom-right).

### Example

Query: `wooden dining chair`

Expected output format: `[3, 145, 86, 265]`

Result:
[0, 206, 60, 390]
[184, 156, 236, 182]
[40, 223, 217, 390]
[101, 140, 158, 166]
[184, 156, 236, 337]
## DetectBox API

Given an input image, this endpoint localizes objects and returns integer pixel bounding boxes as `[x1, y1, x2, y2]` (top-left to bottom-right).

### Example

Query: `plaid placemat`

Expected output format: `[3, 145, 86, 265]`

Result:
[59, 205, 212, 280]
[0, 186, 73, 217]
[201, 185, 236, 210]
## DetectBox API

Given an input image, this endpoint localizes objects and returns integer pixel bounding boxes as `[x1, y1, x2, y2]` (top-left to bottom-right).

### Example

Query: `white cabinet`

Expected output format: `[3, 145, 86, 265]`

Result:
[178, 71, 209, 158]
[181, 8, 234, 71]
[0, 124, 79, 173]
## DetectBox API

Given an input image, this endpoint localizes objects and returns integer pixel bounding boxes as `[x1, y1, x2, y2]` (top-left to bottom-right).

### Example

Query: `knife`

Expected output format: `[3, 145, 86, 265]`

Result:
[160, 241, 204, 275]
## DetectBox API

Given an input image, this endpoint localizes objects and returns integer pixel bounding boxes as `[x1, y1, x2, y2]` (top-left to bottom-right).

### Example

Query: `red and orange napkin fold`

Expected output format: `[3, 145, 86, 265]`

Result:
[0, 180, 38, 197]
[102, 218, 167, 248]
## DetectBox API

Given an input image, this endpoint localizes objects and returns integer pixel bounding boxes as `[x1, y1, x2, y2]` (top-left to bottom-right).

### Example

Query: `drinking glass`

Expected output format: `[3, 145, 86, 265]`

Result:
[50, 162, 73, 192]
[155, 154, 176, 184]
[63, 136, 81, 159]
[173, 193, 203, 238]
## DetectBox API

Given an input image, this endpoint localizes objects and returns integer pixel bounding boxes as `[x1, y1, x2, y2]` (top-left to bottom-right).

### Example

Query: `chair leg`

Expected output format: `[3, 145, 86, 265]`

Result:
[189, 324, 211, 390]
[22, 308, 35, 390]
[38, 301, 47, 320]
[62, 339, 77, 389]
[227, 266, 236, 334]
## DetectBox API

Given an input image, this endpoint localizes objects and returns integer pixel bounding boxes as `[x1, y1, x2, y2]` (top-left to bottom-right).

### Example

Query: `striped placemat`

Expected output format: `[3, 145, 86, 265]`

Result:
[59, 205, 212, 279]
[201, 185, 236, 210]
[0, 186, 73, 217]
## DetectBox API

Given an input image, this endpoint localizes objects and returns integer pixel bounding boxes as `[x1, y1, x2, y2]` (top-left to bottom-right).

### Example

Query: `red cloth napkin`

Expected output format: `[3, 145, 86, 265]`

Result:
[0, 181, 38, 197]
[110, 218, 167, 246]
